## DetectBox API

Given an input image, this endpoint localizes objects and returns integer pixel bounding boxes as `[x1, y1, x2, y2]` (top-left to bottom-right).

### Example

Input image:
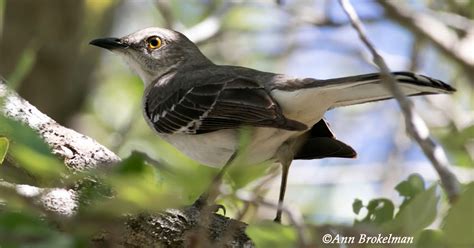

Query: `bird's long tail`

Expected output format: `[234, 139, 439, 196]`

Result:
[317, 71, 455, 108]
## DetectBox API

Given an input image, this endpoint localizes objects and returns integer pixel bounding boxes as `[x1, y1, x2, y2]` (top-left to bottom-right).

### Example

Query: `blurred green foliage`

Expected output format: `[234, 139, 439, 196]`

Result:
[385, 185, 438, 235]
[227, 128, 271, 190]
[441, 125, 474, 167]
[0, 117, 285, 246]
[353, 198, 395, 225]
[0, 212, 81, 247]
[0, 0, 4, 36]
[353, 174, 438, 235]
[246, 221, 297, 248]
[352, 175, 474, 248]
[6, 43, 38, 90]
[395, 174, 426, 210]
[0, 116, 64, 185]
[1, 114, 472, 247]
[442, 183, 474, 246]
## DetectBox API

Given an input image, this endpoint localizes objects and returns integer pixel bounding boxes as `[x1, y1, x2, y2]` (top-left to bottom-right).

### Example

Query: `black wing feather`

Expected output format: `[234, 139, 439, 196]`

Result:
[294, 119, 357, 160]
[144, 77, 306, 134]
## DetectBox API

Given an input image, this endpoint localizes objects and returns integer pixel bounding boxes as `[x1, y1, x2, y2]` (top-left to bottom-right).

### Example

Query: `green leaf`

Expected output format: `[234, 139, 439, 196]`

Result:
[0, 116, 64, 182]
[440, 125, 474, 167]
[367, 199, 395, 224]
[83, 152, 185, 215]
[10, 143, 65, 181]
[352, 198, 363, 214]
[0, 136, 9, 164]
[442, 182, 474, 246]
[227, 128, 271, 189]
[384, 185, 438, 234]
[6, 41, 38, 90]
[0, 116, 51, 155]
[115, 151, 155, 176]
[357, 198, 394, 225]
[0, 211, 76, 247]
[395, 174, 425, 198]
[395, 173, 426, 211]
[246, 221, 297, 248]
[151, 140, 216, 203]
[227, 162, 269, 190]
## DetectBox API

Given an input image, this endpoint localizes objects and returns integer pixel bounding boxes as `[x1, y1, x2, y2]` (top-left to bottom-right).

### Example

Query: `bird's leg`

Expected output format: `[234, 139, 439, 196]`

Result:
[274, 143, 294, 223]
[192, 151, 238, 213]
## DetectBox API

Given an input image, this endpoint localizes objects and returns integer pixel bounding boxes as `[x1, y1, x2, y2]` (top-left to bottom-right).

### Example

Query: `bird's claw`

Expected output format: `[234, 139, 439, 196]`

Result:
[210, 204, 226, 215]
[191, 195, 226, 216]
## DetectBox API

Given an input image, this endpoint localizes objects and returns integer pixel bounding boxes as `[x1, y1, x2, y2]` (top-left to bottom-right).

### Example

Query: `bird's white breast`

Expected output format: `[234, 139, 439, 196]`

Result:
[158, 127, 299, 168]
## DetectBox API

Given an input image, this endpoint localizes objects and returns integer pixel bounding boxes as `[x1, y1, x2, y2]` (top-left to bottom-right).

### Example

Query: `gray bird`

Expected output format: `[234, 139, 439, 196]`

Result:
[90, 27, 454, 222]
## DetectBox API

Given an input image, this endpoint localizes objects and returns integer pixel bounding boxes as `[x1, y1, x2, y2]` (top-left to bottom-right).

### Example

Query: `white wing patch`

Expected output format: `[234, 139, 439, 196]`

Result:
[174, 85, 223, 134]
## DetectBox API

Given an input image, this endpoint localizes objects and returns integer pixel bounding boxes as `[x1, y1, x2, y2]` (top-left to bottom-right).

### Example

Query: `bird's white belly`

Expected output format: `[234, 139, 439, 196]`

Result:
[158, 128, 299, 168]
[154, 88, 334, 168]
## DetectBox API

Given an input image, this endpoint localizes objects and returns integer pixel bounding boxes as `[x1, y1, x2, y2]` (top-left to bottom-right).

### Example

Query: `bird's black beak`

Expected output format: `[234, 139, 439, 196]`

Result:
[89, 37, 128, 50]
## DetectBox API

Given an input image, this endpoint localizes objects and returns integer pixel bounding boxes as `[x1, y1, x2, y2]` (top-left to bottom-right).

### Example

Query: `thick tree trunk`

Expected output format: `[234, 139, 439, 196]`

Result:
[0, 0, 118, 124]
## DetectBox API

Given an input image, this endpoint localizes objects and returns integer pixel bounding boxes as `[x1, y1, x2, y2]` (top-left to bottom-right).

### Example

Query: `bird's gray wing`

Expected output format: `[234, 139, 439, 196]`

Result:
[144, 77, 307, 134]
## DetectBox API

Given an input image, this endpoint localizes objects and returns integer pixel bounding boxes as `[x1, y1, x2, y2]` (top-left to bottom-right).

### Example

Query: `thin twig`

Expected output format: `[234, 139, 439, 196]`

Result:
[236, 166, 279, 220]
[154, 0, 175, 29]
[301, 14, 384, 28]
[338, 0, 461, 203]
[426, 9, 474, 31]
[408, 36, 423, 72]
[181, 2, 232, 45]
[154, 1, 230, 45]
[236, 191, 308, 248]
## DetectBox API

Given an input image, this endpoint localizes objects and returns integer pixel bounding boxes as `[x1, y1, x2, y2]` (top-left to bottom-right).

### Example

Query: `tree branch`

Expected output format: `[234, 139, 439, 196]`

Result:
[154, 1, 231, 46]
[0, 82, 120, 171]
[339, 0, 461, 203]
[378, 0, 474, 84]
[0, 79, 253, 247]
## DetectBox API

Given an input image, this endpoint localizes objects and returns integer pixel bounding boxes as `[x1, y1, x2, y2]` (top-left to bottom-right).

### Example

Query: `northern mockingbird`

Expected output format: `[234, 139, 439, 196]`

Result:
[90, 27, 454, 222]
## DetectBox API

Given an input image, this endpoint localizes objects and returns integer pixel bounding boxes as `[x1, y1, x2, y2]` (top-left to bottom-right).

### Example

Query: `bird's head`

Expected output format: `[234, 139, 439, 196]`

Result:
[90, 27, 211, 86]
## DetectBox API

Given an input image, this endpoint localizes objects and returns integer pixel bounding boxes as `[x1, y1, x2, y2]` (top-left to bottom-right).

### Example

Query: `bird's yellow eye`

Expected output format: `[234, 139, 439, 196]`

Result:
[147, 36, 162, 49]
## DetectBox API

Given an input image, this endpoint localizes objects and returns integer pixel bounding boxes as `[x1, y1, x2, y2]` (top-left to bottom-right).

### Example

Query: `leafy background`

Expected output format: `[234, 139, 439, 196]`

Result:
[0, 0, 473, 247]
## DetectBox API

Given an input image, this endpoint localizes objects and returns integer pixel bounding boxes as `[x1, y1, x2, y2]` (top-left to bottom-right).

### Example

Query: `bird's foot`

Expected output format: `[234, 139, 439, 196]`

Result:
[191, 195, 226, 216]
[273, 216, 282, 223]
[274, 213, 282, 223]
[273, 206, 284, 223]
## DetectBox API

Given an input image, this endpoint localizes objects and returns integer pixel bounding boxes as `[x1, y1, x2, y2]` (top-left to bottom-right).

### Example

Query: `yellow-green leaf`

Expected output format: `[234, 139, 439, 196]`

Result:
[443, 182, 474, 246]
[246, 221, 297, 248]
[384, 185, 438, 234]
[0, 136, 9, 164]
